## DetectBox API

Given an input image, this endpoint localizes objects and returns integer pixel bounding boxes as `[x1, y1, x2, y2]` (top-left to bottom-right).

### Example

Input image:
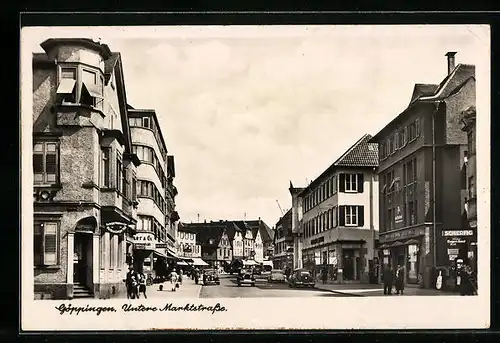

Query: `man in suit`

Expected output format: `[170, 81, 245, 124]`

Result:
[383, 265, 394, 295]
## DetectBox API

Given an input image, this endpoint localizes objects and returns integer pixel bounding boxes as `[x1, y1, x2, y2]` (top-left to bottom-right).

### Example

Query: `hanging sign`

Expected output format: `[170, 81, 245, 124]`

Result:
[133, 232, 155, 250]
[395, 206, 403, 224]
[105, 222, 128, 234]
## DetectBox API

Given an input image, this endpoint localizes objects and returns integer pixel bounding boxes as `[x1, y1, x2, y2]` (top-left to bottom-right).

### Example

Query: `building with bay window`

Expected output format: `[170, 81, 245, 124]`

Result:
[33, 38, 141, 299]
[369, 52, 475, 289]
[128, 107, 179, 278]
[291, 134, 379, 284]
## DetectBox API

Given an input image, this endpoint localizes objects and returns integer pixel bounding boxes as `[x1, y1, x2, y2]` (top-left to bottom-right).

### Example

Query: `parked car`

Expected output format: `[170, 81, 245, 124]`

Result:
[288, 268, 315, 288]
[202, 269, 220, 285]
[268, 269, 286, 283]
[253, 265, 263, 275]
[237, 268, 256, 287]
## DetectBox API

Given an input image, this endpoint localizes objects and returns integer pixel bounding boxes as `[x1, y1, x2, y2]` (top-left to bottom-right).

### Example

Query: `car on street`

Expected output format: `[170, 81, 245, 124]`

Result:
[202, 269, 220, 286]
[253, 265, 263, 275]
[267, 269, 286, 283]
[237, 268, 256, 287]
[288, 268, 315, 288]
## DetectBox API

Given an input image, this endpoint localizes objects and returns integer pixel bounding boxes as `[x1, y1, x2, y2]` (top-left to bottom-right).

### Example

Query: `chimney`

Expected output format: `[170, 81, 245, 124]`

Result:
[445, 52, 457, 75]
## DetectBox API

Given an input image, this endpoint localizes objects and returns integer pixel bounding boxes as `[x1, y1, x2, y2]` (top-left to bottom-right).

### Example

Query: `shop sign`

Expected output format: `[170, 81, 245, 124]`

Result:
[380, 226, 425, 243]
[442, 230, 474, 237]
[394, 206, 403, 224]
[155, 243, 168, 248]
[134, 232, 155, 250]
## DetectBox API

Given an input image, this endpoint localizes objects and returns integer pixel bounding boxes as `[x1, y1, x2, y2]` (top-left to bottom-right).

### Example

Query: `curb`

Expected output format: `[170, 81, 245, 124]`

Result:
[314, 287, 365, 297]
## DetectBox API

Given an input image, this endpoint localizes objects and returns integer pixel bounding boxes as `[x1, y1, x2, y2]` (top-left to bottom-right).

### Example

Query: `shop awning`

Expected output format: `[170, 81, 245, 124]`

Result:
[177, 261, 189, 266]
[243, 259, 258, 266]
[190, 257, 209, 266]
[166, 250, 179, 260]
[378, 244, 389, 249]
[405, 239, 420, 245]
[154, 249, 167, 259]
[390, 241, 404, 247]
[182, 257, 194, 263]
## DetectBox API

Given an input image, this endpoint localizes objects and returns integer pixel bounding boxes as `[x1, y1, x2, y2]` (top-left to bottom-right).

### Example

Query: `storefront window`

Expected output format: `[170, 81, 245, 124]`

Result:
[407, 244, 419, 283]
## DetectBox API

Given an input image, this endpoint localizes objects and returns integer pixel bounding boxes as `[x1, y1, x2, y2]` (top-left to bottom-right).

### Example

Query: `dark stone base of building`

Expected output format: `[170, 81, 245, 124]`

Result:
[95, 282, 127, 299]
[34, 282, 127, 300]
[34, 283, 70, 300]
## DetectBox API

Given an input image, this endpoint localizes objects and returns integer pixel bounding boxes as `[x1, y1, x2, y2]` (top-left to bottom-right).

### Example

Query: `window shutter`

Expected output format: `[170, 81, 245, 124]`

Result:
[357, 173, 364, 193]
[339, 174, 345, 192]
[44, 223, 58, 265]
[34, 223, 43, 265]
[358, 206, 365, 227]
[339, 206, 345, 226]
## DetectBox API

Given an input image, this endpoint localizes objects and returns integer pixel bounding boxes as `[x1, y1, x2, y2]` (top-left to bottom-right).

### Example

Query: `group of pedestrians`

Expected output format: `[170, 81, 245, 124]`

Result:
[125, 266, 148, 299]
[382, 265, 405, 295]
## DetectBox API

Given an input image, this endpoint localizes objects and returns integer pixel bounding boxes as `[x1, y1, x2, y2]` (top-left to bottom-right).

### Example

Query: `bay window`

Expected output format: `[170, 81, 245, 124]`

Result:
[56, 65, 104, 109]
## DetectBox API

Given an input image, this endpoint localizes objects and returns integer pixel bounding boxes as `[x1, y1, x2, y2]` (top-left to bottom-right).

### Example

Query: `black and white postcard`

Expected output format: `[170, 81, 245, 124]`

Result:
[21, 24, 490, 330]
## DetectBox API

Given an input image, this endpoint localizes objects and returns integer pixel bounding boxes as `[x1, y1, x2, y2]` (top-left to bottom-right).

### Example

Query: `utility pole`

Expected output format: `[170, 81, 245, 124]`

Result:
[197, 213, 200, 223]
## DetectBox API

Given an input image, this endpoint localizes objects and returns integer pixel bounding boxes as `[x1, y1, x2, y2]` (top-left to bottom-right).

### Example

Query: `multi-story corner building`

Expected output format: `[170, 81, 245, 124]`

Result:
[127, 107, 174, 278]
[461, 105, 477, 270]
[370, 52, 476, 289]
[292, 134, 379, 284]
[272, 209, 294, 269]
[33, 38, 141, 299]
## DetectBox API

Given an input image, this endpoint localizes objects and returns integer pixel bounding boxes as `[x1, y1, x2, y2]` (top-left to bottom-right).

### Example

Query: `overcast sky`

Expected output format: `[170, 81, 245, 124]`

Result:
[25, 25, 489, 228]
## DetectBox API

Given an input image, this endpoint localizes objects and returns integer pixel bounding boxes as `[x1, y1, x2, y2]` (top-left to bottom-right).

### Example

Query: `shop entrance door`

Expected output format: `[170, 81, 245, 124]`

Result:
[343, 249, 355, 280]
[74, 233, 91, 286]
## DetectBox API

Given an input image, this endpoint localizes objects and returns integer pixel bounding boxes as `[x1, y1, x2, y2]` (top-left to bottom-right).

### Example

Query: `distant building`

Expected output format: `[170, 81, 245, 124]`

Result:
[272, 209, 293, 270]
[370, 52, 475, 289]
[291, 134, 379, 284]
[183, 219, 274, 268]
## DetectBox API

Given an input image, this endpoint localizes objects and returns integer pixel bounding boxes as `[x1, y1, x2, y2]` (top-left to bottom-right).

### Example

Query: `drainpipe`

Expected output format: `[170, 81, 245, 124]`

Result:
[369, 167, 375, 284]
[432, 102, 439, 270]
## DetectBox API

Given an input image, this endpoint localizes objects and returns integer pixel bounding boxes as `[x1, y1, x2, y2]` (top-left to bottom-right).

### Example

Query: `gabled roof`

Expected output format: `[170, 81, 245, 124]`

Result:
[371, 63, 476, 142]
[409, 83, 439, 105]
[181, 222, 227, 248]
[332, 134, 379, 167]
[298, 134, 378, 196]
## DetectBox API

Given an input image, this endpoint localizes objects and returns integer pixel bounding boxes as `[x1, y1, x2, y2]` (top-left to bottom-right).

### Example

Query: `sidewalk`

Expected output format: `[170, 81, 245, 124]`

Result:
[142, 277, 202, 299]
[315, 282, 457, 296]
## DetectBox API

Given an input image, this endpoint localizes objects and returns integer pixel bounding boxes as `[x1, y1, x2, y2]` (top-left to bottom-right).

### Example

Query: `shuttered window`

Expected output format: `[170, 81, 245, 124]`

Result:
[33, 141, 59, 185]
[34, 222, 58, 266]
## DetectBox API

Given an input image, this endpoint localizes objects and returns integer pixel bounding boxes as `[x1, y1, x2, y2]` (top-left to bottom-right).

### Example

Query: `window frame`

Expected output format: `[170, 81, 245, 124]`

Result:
[33, 140, 60, 186]
[344, 173, 358, 193]
[56, 64, 104, 109]
[34, 220, 60, 267]
[345, 206, 358, 226]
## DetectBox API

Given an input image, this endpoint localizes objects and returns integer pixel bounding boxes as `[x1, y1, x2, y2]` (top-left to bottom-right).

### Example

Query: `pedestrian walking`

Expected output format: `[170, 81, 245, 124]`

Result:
[130, 275, 139, 299]
[194, 268, 200, 284]
[125, 267, 137, 299]
[179, 269, 184, 285]
[138, 273, 148, 299]
[169, 270, 179, 292]
[395, 265, 405, 295]
[382, 265, 394, 295]
[285, 267, 291, 281]
[322, 268, 328, 284]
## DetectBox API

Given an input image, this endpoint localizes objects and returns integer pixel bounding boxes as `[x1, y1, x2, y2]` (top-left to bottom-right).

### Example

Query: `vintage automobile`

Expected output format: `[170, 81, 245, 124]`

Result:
[202, 269, 220, 285]
[237, 268, 256, 287]
[267, 269, 286, 283]
[288, 268, 316, 288]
